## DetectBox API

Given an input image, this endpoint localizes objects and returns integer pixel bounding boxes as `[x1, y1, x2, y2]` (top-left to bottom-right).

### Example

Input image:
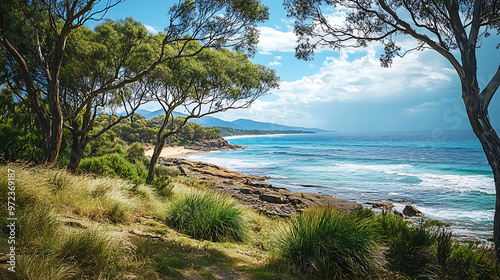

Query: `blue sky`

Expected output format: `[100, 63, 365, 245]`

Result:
[98, 0, 500, 132]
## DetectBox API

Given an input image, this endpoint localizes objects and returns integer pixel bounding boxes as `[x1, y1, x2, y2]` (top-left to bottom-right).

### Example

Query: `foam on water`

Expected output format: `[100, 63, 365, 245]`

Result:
[185, 131, 496, 240]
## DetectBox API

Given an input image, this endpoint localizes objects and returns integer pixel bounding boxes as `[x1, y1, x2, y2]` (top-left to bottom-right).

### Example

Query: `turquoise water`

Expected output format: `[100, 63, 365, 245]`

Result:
[185, 130, 495, 241]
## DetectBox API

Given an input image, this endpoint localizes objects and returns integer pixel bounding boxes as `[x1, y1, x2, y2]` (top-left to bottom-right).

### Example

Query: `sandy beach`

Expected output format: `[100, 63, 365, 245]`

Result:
[144, 146, 201, 158]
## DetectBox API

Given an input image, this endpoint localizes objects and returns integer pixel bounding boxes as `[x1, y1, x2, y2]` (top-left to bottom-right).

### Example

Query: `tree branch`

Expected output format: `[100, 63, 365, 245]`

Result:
[480, 64, 500, 111]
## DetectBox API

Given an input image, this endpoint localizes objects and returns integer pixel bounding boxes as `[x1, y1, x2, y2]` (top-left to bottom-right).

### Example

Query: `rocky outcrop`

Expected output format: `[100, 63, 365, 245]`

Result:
[366, 202, 395, 210]
[158, 158, 361, 217]
[185, 137, 243, 151]
[403, 205, 425, 217]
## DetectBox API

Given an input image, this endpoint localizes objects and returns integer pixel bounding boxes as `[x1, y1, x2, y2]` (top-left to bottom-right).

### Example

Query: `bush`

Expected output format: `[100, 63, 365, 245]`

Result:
[166, 192, 246, 242]
[126, 142, 146, 162]
[279, 207, 385, 279]
[152, 178, 175, 198]
[376, 214, 437, 277]
[432, 230, 499, 280]
[155, 164, 181, 179]
[79, 154, 143, 183]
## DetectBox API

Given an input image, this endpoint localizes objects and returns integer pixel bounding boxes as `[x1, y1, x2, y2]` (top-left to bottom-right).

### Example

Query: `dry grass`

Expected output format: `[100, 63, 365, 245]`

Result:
[0, 163, 289, 279]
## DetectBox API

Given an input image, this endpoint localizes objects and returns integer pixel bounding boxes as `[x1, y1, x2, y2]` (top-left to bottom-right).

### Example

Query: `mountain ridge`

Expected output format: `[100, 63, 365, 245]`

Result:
[133, 109, 328, 133]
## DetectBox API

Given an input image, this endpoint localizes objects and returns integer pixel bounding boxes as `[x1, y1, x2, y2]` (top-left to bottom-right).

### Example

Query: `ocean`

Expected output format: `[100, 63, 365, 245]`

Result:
[184, 130, 495, 241]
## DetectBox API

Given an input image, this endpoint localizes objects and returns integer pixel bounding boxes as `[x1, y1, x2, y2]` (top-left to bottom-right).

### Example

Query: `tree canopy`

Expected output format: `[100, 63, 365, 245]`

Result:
[0, 0, 270, 166]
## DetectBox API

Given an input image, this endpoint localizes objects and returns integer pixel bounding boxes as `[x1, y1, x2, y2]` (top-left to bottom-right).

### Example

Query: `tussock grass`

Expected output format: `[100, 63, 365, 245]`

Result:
[58, 226, 133, 273]
[166, 192, 247, 242]
[18, 205, 60, 251]
[17, 254, 73, 280]
[278, 207, 385, 279]
[377, 214, 437, 277]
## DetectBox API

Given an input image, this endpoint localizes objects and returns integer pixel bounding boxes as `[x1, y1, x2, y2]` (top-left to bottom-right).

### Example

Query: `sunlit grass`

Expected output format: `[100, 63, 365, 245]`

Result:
[166, 191, 247, 242]
[278, 206, 386, 279]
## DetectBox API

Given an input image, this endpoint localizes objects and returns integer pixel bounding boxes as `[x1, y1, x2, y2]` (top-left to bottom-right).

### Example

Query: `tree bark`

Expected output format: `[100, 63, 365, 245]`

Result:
[67, 134, 89, 173]
[147, 139, 166, 182]
[463, 89, 500, 256]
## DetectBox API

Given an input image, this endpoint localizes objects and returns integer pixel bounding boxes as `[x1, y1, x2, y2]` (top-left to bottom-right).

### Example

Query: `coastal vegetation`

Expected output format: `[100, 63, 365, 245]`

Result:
[1, 162, 499, 279]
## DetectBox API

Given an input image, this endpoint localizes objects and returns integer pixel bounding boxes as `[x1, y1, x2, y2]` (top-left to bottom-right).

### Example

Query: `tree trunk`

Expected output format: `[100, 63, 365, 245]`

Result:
[463, 86, 500, 256]
[147, 139, 166, 182]
[67, 134, 89, 173]
[40, 112, 63, 168]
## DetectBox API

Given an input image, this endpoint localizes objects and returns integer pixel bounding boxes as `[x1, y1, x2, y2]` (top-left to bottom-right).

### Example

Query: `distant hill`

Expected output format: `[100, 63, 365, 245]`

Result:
[134, 109, 328, 133]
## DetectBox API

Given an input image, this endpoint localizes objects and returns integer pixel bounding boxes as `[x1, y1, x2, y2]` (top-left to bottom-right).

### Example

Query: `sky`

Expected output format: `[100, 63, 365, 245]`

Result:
[96, 0, 500, 132]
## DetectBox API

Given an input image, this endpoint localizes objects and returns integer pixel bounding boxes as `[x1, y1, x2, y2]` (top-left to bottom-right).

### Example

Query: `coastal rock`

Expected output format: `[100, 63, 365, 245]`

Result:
[259, 192, 287, 204]
[185, 137, 243, 151]
[393, 210, 404, 217]
[403, 205, 425, 217]
[367, 202, 395, 210]
[159, 158, 361, 216]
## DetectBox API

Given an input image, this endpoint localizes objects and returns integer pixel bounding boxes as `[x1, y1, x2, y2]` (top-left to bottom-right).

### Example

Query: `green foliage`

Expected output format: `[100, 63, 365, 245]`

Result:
[278, 207, 385, 279]
[126, 142, 146, 161]
[377, 214, 437, 277]
[79, 154, 143, 184]
[433, 231, 499, 280]
[83, 131, 126, 158]
[166, 192, 246, 242]
[0, 88, 43, 162]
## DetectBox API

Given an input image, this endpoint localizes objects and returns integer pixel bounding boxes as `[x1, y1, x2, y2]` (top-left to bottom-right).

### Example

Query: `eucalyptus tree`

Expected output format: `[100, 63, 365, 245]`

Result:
[60, 19, 156, 172]
[0, 0, 269, 167]
[146, 45, 279, 181]
[284, 0, 500, 253]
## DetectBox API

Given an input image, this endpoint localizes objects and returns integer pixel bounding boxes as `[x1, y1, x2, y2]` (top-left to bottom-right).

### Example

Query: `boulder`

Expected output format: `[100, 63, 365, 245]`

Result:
[403, 205, 425, 217]
[367, 202, 395, 210]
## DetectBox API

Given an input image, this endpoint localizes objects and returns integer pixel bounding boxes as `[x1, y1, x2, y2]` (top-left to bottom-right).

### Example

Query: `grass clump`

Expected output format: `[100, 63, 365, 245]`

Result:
[166, 192, 246, 242]
[377, 214, 437, 277]
[278, 207, 385, 279]
[58, 227, 130, 274]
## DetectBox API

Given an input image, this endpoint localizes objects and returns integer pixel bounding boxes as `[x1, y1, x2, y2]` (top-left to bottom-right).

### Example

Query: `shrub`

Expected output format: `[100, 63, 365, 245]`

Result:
[155, 164, 181, 179]
[166, 192, 246, 242]
[432, 230, 499, 280]
[79, 154, 143, 183]
[376, 214, 437, 277]
[152, 178, 175, 198]
[279, 207, 385, 279]
[126, 142, 146, 162]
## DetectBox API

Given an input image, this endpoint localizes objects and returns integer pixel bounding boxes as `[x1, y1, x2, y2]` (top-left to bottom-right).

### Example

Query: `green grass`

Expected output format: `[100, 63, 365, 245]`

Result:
[278, 206, 385, 279]
[166, 192, 247, 242]
[377, 214, 438, 277]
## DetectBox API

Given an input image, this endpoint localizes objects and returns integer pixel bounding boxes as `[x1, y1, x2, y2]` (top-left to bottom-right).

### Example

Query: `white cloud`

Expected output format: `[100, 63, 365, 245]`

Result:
[144, 24, 158, 34]
[269, 61, 282, 66]
[275, 56, 282, 60]
[257, 26, 297, 54]
[215, 48, 458, 128]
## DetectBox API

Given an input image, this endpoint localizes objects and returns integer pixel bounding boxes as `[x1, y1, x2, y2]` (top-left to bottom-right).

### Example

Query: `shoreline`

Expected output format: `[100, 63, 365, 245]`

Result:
[144, 146, 203, 158]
